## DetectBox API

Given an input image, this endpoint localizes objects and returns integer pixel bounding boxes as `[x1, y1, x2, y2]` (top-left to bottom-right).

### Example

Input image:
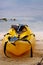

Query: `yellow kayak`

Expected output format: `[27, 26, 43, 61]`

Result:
[2, 24, 35, 57]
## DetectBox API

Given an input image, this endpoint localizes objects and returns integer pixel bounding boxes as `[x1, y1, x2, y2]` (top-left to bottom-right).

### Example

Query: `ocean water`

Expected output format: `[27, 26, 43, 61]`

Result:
[0, 17, 43, 32]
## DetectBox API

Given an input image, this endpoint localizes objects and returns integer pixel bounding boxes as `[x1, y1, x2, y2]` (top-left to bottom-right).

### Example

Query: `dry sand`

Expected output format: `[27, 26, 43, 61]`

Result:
[0, 32, 43, 65]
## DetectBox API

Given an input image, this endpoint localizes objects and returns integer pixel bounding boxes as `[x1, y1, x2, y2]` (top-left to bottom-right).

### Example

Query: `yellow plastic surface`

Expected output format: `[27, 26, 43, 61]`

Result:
[2, 25, 35, 56]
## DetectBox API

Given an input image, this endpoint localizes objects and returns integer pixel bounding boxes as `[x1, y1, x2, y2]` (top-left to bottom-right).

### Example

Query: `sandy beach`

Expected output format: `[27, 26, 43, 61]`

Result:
[0, 32, 43, 65]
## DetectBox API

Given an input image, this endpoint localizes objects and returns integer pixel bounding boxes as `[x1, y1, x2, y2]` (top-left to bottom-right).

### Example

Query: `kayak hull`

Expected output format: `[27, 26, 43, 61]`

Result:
[2, 24, 35, 57]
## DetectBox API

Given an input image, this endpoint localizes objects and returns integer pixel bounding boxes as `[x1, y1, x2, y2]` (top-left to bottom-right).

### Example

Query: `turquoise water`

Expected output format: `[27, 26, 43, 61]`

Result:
[0, 17, 43, 32]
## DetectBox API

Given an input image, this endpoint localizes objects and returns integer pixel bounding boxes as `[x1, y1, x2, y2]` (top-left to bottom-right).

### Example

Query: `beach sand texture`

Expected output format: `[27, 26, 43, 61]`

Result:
[0, 32, 43, 65]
